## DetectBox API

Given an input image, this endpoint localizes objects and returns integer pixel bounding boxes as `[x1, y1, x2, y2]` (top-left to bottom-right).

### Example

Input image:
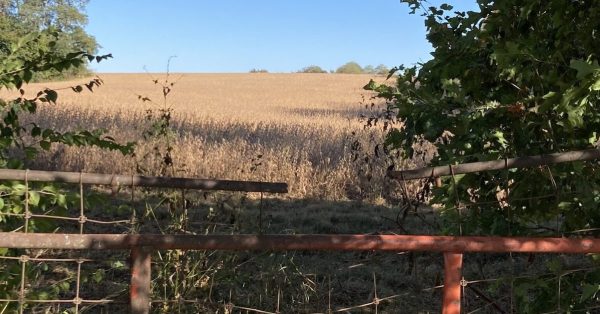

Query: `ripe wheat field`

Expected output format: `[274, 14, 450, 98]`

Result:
[0, 74, 494, 312]
[3, 73, 401, 200]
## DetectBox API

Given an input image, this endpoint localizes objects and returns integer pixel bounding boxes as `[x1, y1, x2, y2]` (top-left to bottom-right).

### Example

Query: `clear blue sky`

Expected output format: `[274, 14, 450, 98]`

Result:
[85, 1, 477, 73]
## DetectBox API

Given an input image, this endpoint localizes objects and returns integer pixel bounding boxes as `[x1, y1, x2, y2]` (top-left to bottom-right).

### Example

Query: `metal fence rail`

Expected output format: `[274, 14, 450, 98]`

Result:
[1, 232, 598, 314]
[390, 148, 600, 180]
[0, 168, 289, 314]
[0, 169, 288, 193]
[1, 233, 598, 253]
[386, 148, 600, 313]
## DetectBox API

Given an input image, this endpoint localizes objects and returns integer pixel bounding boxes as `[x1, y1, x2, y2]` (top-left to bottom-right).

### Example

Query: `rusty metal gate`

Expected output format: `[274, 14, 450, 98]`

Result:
[0, 233, 598, 314]
[0, 148, 599, 313]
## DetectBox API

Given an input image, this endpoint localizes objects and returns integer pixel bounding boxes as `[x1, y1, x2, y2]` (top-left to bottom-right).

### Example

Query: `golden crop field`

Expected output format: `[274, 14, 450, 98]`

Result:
[0, 73, 448, 312]
[2, 73, 398, 200]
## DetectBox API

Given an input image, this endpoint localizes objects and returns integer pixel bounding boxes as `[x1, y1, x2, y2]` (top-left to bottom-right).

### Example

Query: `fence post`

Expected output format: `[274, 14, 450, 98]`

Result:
[442, 252, 463, 314]
[131, 246, 152, 314]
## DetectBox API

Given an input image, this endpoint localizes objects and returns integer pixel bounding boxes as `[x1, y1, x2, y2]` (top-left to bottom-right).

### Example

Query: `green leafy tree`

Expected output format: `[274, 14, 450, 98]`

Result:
[363, 64, 390, 75]
[365, 0, 600, 312]
[0, 28, 132, 222]
[0, 0, 97, 80]
[0, 29, 133, 310]
[363, 64, 375, 74]
[374, 64, 389, 76]
[298, 65, 327, 73]
[336, 61, 363, 74]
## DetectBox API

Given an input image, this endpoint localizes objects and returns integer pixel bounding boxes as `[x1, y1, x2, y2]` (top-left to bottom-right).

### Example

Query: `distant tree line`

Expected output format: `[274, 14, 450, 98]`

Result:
[250, 62, 391, 75]
[249, 68, 269, 73]
[297, 65, 327, 73]
[298, 61, 390, 75]
[301, 62, 390, 75]
[0, 0, 97, 80]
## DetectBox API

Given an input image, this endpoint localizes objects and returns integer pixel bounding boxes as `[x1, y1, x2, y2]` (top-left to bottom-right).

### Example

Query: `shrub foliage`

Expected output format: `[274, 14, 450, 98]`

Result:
[366, 0, 600, 311]
[0, 29, 133, 309]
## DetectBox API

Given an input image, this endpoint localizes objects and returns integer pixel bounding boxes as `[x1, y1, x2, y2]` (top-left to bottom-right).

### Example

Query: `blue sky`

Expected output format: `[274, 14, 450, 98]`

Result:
[85, 1, 477, 73]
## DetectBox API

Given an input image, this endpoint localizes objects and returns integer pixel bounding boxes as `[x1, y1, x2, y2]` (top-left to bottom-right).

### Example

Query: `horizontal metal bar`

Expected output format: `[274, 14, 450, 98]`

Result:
[0, 299, 124, 304]
[390, 149, 600, 181]
[0, 169, 288, 193]
[0, 233, 598, 253]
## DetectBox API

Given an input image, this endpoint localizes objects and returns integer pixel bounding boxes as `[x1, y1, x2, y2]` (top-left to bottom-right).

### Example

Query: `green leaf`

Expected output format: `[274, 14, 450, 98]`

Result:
[31, 125, 41, 137]
[28, 191, 40, 206]
[37, 291, 49, 300]
[569, 59, 600, 80]
[12, 183, 26, 195]
[112, 260, 125, 269]
[56, 194, 67, 208]
[492, 130, 508, 148]
[440, 3, 453, 10]
[23, 69, 33, 83]
[592, 77, 600, 91]
[45, 89, 58, 104]
[39, 141, 51, 150]
[558, 202, 572, 210]
[363, 79, 378, 90]
[41, 185, 58, 194]
[588, 132, 597, 145]
[58, 281, 70, 291]
[93, 269, 105, 283]
[580, 284, 599, 302]
[11, 204, 22, 214]
[24, 147, 38, 159]
[542, 91, 557, 99]
[15, 32, 37, 50]
[15, 77, 23, 90]
[40, 128, 50, 138]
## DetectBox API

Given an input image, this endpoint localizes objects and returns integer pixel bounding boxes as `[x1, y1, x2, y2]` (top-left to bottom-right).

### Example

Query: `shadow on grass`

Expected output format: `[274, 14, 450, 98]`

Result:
[4, 190, 446, 313]
[5, 191, 584, 313]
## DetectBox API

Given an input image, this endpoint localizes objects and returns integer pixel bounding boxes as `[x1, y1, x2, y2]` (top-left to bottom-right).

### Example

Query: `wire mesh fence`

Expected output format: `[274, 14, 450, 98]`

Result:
[0, 244, 446, 313]
[0, 147, 599, 314]
[0, 169, 447, 313]
[0, 169, 293, 313]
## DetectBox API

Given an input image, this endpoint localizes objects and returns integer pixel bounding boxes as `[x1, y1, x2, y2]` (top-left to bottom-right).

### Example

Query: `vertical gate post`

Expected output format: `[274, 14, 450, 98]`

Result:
[442, 252, 463, 314]
[131, 246, 152, 314]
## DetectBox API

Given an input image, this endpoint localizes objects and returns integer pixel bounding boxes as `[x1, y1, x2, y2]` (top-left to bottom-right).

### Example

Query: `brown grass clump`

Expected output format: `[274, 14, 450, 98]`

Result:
[1, 73, 400, 200]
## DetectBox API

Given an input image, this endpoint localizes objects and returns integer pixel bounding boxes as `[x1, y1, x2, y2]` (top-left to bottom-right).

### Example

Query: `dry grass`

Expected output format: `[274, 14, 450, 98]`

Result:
[1, 73, 398, 200]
